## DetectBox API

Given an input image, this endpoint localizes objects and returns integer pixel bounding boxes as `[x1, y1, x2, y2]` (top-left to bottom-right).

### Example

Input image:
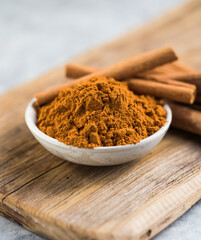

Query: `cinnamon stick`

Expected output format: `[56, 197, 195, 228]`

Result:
[66, 63, 95, 78]
[35, 47, 177, 105]
[66, 62, 196, 104]
[65, 62, 186, 79]
[66, 61, 198, 79]
[140, 76, 196, 90]
[142, 62, 200, 90]
[172, 73, 201, 93]
[66, 63, 199, 92]
[126, 79, 196, 104]
[150, 61, 198, 75]
[169, 102, 201, 136]
[66, 63, 99, 78]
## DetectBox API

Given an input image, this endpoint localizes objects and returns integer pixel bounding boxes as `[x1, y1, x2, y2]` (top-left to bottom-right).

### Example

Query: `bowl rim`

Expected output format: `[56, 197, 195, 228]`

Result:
[25, 98, 172, 152]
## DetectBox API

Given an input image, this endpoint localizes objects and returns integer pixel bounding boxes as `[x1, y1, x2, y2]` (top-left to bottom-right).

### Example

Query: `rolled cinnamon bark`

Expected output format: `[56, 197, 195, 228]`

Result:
[35, 47, 177, 105]
[66, 61, 198, 77]
[66, 62, 196, 104]
[141, 73, 201, 91]
[66, 61, 195, 79]
[151, 61, 198, 75]
[126, 79, 196, 104]
[66, 63, 96, 78]
[66, 63, 99, 78]
[141, 77, 196, 90]
[169, 102, 201, 136]
[66, 62, 200, 92]
[139, 63, 200, 91]
[172, 73, 201, 93]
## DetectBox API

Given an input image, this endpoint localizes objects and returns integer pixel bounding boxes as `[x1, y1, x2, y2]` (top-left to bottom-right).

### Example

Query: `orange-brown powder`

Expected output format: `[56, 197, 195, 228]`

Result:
[37, 76, 166, 148]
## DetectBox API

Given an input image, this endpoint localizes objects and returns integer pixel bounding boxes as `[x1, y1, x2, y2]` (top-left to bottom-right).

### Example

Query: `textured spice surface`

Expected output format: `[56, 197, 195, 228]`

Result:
[37, 76, 166, 148]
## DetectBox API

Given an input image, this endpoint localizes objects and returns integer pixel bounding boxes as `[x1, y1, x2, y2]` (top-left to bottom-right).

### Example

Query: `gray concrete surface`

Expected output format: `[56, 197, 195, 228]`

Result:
[1, 0, 201, 239]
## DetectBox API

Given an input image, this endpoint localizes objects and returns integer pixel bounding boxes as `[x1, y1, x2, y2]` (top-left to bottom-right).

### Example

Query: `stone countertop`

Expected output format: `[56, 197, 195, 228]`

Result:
[1, 0, 201, 239]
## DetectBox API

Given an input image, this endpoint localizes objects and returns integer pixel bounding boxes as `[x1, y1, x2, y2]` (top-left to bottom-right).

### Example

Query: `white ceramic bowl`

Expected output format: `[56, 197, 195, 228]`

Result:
[25, 98, 172, 166]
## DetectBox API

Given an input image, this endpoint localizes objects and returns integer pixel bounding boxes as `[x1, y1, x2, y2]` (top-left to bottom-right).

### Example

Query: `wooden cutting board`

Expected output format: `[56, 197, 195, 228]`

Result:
[1, 0, 201, 239]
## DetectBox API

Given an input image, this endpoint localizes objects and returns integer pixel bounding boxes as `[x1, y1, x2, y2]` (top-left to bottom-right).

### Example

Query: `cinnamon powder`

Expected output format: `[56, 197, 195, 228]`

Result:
[37, 76, 166, 148]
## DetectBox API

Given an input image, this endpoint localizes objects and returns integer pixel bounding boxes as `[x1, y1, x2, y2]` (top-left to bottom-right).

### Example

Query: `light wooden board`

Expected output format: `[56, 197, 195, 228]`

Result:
[1, 0, 201, 239]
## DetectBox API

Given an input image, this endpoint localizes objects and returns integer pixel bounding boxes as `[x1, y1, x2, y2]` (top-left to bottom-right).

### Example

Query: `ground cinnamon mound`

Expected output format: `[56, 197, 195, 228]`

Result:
[37, 76, 166, 148]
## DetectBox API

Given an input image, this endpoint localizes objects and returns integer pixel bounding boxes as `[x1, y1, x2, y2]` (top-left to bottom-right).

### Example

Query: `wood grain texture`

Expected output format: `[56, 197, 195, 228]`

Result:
[1, 0, 201, 239]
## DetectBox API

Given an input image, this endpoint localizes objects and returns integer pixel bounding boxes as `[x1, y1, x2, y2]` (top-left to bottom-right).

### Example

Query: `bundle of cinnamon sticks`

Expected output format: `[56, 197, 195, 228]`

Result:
[35, 47, 201, 136]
